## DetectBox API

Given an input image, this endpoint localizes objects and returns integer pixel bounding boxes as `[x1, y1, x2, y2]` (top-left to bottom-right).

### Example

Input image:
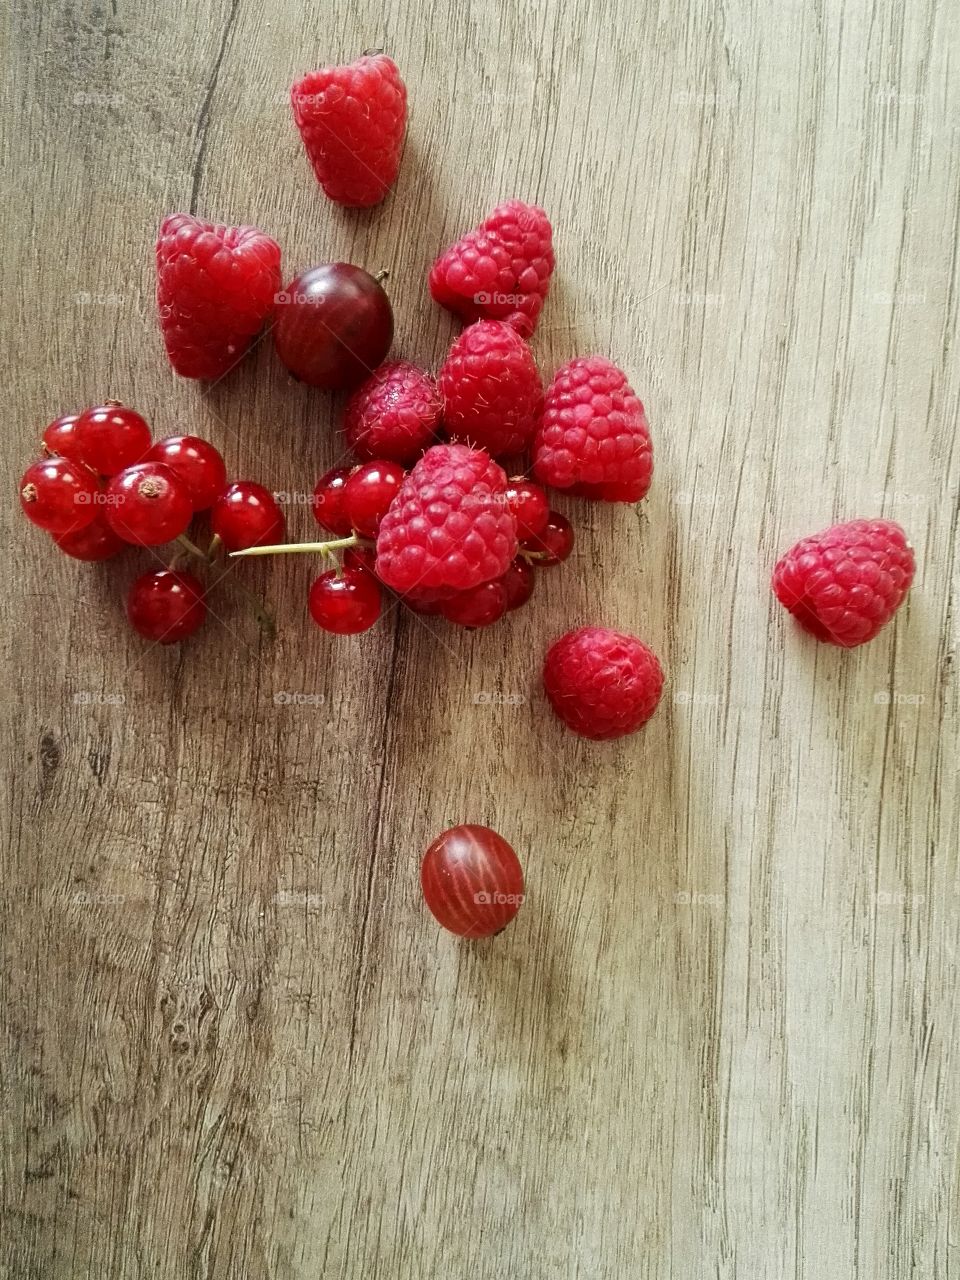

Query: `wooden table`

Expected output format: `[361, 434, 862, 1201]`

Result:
[3, 1, 958, 1276]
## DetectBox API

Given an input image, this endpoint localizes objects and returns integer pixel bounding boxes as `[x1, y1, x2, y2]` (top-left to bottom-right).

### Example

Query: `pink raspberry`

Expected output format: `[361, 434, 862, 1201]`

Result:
[438, 321, 543, 457]
[343, 361, 442, 464]
[429, 200, 555, 338]
[772, 519, 915, 647]
[375, 444, 518, 594]
[544, 627, 665, 740]
[291, 55, 407, 207]
[155, 214, 282, 380]
[532, 357, 653, 502]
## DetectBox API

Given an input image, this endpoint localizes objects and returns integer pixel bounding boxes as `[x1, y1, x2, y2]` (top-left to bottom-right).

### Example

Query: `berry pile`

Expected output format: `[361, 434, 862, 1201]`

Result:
[20, 401, 283, 644]
[18, 50, 921, 941]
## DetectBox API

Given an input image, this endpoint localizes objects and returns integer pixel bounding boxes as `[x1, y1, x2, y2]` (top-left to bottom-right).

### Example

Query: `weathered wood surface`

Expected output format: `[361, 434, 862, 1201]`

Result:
[2, 0, 958, 1276]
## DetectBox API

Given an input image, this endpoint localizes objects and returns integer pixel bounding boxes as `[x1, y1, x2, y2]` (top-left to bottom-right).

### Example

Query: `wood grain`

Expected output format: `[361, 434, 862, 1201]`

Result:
[2, 0, 958, 1276]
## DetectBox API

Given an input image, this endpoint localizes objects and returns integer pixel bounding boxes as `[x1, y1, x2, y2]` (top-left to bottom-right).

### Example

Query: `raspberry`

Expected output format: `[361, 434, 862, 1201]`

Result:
[429, 200, 554, 338]
[438, 321, 543, 456]
[772, 519, 915, 647]
[344, 361, 441, 463]
[544, 627, 665, 740]
[291, 55, 407, 207]
[532, 357, 653, 502]
[375, 444, 517, 594]
[156, 214, 282, 380]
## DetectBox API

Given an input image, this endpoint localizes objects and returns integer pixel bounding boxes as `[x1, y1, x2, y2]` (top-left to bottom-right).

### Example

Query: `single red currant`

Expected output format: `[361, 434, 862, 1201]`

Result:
[505, 477, 550, 540]
[401, 586, 454, 615]
[104, 462, 193, 545]
[308, 567, 382, 634]
[312, 467, 354, 536]
[146, 436, 227, 510]
[19, 456, 99, 536]
[421, 824, 525, 938]
[41, 413, 85, 464]
[500, 556, 535, 610]
[127, 569, 207, 643]
[53, 514, 126, 561]
[342, 460, 405, 537]
[210, 482, 286, 551]
[74, 403, 152, 475]
[343, 545, 377, 575]
[440, 580, 509, 628]
[521, 511, 574, 566]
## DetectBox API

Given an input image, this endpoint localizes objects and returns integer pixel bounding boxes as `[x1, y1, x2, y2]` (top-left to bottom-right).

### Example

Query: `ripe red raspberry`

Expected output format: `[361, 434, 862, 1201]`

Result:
[156, 214, 282, 380]
[291, 55, 407, 207]
[532, 357, 653, 502]
[544, 627, 665, 740]
[772, 519, 915, 647]
[375, 444, 517, 594]
[429, 200, 554, 338]
[344, 361, 441, 463]
[438, 321, 543, 457]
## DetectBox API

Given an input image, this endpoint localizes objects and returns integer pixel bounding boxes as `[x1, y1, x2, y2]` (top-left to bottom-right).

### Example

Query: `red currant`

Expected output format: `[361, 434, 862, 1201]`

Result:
[342, 460, 404, 537]
[308, 567, 382, 634]
[312, 467, 354, 536]
[147, 436, 227, 510]
[104, 462, 193, 545]
[505, 477, 549, 540]
[42, 413, 85, 464]
[440, 580, 508, 628]
[343, 545, 377, 575]
[127, 569, 207, 643]
[500, 556, 535, 610]
[402, 586, 453, 615]
[521, 511, 574, 566]
[19, 456, 99, 536]
[53, 514, 126, 561]
[74, 403, 152, 475]
[274, 264, 393, 389]
[421, 825, 525, 938]
[210, 482, 286, 551]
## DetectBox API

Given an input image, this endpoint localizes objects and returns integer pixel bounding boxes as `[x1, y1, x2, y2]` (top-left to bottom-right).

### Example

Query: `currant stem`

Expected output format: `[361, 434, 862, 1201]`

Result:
[176, 533, 212, 563]
[229, 534, 360, 559]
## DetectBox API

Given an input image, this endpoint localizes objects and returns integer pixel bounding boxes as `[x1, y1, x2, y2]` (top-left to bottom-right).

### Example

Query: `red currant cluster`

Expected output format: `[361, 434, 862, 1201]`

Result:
[300, 462, 573, 635]
[18, 401, 285, 644]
